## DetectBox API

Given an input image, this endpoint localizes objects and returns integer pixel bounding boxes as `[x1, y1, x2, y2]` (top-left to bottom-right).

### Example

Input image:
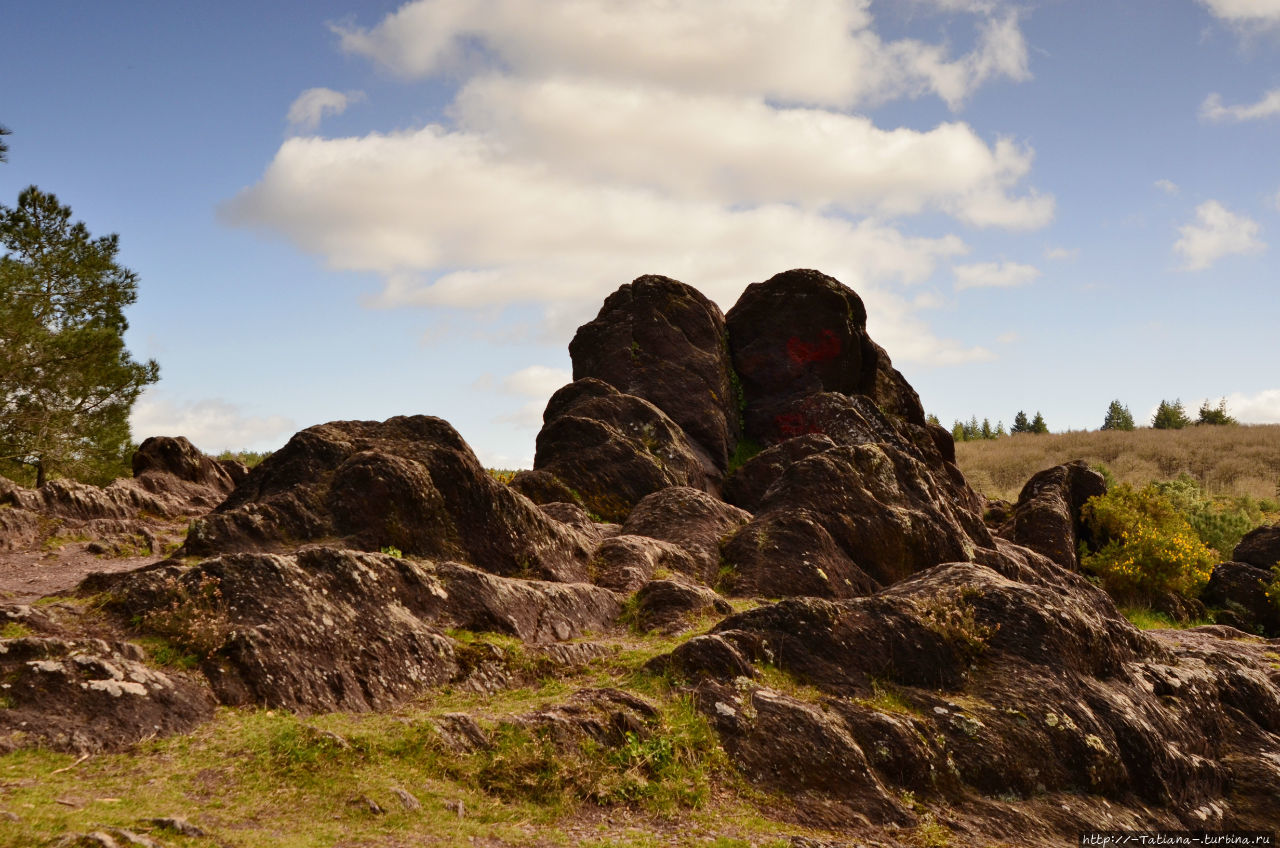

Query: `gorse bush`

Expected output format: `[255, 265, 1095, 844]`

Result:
[1081, 483, 1217, 601]
[1150, 474, 1272, 557]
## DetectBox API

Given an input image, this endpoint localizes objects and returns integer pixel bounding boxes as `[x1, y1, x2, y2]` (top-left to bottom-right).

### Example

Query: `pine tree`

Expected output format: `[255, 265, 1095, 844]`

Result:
[1151, 399, 1190, 430]
[951, 421, 965, 443]
[1011, 410, 1031, 433]
[0, 186, 159, 486]
[1101, 400, 1136, 431]
[1030, 411, 1049, 434]
[1196, 398, 1236, 426]
[980, 418, 993, 440]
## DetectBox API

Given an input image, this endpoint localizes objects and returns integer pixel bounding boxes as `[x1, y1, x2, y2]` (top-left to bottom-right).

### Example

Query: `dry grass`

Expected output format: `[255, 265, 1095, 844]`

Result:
[955, 425, 1280, 502]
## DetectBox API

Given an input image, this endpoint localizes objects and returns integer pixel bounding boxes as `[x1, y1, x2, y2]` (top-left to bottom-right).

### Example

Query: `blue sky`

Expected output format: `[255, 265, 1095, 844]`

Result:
[2, 0, 1278, 467]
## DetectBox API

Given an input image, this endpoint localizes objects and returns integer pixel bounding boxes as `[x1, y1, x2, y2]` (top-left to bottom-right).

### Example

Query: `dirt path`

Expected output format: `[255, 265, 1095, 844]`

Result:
[0, 545, 165, 604]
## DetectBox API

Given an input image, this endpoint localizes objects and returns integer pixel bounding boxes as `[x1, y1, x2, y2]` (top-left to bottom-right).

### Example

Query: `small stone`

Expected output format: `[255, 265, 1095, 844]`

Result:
[444, 798, 465, 819]
[347, 795, 385, 815]
[148, 817, 206, 837]
[106, 829, 161, 848]
[391, 787, 421, 811]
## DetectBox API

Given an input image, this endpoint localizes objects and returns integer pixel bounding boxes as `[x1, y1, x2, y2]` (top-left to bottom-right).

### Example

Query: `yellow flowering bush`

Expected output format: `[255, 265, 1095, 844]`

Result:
[1081, 484, 1218, 601]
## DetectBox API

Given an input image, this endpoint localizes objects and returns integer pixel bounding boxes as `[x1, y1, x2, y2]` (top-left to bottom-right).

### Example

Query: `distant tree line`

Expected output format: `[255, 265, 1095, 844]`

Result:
[938, 398, 1238, 444]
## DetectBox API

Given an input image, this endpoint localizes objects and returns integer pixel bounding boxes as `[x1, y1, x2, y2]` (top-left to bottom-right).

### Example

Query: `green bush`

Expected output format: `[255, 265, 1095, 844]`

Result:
[1080, 483, 1217, 601]
[1150, 474, 1270, 557]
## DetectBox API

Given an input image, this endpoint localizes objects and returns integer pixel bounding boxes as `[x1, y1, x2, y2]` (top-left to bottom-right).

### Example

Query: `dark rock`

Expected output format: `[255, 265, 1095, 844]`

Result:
[432, 560, 621, 643]
[536, 501, 620, 546]
[0, 637, 215, 753]
[722, 434, 836, 513]
[569, 274, 740, 470]
[184, 416, 591, 582]
[509, 687, 660, 750]
[588, 534, 700, 592]
[1202, 562, 1280, 636]
[110, 547, 619, 711]
[628, 579, 732, 633]
[726, 269, 924, 445]
[694, 679, 909, 825]
[508, 469, 582, 508]
[721, 444, 992, 596]
[113, 548, 458, 712]
[646, 634, 756, 682]
[1233, 524, 1280, 570]
[533, 379, 720, 522]
[131, 436, 235, 493]
[720, 509, 880, 599]
[1000, 461, 1107, 572]
[620, 487, 750, 584]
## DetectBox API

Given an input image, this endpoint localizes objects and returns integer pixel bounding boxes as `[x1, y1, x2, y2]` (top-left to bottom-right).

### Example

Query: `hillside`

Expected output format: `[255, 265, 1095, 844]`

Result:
[955, 424, 1280, 503]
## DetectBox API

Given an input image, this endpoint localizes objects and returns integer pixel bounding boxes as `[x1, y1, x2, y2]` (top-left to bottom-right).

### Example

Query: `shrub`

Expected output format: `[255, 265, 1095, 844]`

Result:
[1080, 484, 1216, 601]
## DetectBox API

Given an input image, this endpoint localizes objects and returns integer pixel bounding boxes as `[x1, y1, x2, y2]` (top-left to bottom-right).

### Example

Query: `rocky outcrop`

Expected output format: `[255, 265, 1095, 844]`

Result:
[1000, 460, 1107, 571]
[1233, 523, 1280, 570]
[721, 434, 836, 513]
[184, 416, 591, 582]
[569, 275, 740, 471]
[531, 380, 720, 522]
[655, 561, 1280, 833]
[720, 443, 992, 598]
[108, 546, 620, 712]
[0, 636, 214, 753]
[725, 269, 925, 443]
[627, 578, 732, 633]
[0, 437, 239, 556]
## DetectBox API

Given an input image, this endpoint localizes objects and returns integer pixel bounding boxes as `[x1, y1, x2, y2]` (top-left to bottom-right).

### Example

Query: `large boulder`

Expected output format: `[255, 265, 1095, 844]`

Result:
[1202, 562, 1280, 636]
[0, 635, 214, 753]
[569, 274, 740, 471]
[183, 416, 591, 582]
[108, 547, 620, 712]
[721, 443, 993, 598]
[725, 269, 925, 445]
[1000, 461, 1107, 572]
[620, 487, 750, 584]
[1233, 523, 1280, 570]
[531, 379, 720, 523]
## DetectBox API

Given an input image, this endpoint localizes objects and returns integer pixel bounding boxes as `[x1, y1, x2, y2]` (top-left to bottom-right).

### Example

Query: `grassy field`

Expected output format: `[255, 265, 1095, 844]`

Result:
[955, 424, 1280, 503]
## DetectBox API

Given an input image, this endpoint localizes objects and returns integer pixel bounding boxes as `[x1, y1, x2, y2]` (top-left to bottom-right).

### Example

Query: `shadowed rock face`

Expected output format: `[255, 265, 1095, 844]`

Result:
[1233, 523, 1280, 570]
[726, 269, 925, 444]
[531, 379, 721, 523]
[183, 415, 592, 582]
[1000, 460, 1107, 571]
[569, 275, 740, 471]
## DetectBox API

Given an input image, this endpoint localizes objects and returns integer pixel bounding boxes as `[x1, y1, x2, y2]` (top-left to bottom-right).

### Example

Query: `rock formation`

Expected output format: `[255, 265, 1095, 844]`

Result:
[4, 269, 1280, 843]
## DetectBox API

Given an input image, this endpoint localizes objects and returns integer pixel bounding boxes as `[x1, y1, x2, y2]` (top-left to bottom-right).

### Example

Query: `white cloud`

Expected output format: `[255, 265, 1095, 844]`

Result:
[130, 391, 296, 454]
[1174, 200, 1265, 270]
[1271, 188, 1280, 211]
[220, 127, 983, 365]
[452, 76, 1051, 227]
[1045, 246, 1078, 260]
[229, 0, 1045, 371]
[1155, 179, 1179, 195]
[953, 260, 1041, 289]
[333, 0, 1028, 110]
[1221, 389, 1280, 423]
[494, 365, 573, 428]
[1198, 0, 1280, 25]
[1200, 89, 1280, 122]
[286, 87, 364, 130]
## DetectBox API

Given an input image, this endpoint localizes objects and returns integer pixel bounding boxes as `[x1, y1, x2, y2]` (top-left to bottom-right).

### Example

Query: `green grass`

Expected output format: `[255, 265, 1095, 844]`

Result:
[1121, 607, 1215, 630]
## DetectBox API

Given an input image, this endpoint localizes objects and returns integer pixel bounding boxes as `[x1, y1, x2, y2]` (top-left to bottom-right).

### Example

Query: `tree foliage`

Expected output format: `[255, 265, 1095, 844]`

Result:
[1197, 398, 1236, 426]
[1010, 410, 1031, 433]
[0, 186, 159, 486]
[0, 124, 10, 163]
[1101, 400, 1136, 431]
[1029, 411, 1049, 434]
[1151, 399, 1190, 430]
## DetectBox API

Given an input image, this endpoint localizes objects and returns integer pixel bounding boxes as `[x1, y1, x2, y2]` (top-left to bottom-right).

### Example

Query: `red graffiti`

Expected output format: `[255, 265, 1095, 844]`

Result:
[775, 411, 824, 438]
[786, 329, 841, 365]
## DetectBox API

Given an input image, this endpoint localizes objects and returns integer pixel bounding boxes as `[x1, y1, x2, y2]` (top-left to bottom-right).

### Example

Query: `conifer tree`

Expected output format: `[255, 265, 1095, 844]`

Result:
[1101, 400, 1136, 431]
[1030, 411, 1049, 434]
[0, 186, 159, 486]
[1152, 399, 1190, 430]
[1011, 410, 1031, 433]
